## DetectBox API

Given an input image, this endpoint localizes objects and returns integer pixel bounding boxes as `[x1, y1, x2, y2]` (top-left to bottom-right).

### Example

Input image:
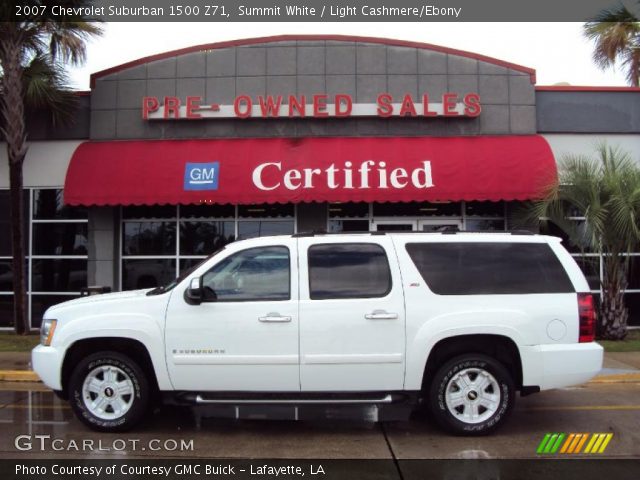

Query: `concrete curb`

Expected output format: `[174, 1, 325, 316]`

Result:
[588, 373, 640, 383]
[0, 370, 40, 382]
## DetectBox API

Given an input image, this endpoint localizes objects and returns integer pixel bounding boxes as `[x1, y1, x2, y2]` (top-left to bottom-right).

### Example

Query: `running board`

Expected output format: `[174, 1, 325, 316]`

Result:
[194, 394, 395, 405]
[162, 391, 419, 422]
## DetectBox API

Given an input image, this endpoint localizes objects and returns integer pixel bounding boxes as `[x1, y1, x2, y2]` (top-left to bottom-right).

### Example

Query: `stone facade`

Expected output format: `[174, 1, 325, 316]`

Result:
[89, 38, 536, 140]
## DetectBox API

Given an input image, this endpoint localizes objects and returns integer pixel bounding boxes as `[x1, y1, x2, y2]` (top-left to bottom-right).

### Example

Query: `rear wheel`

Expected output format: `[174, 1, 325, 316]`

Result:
[428, 354, 515, 435]
[68, 351, 150, 432]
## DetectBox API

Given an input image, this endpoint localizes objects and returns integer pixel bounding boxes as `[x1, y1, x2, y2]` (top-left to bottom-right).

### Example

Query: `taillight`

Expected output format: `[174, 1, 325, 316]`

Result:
[578, 293, 596, 342]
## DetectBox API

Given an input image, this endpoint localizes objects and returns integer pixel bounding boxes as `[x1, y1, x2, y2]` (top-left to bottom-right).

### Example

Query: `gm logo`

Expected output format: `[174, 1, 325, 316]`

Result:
[184, 162, 219, 191]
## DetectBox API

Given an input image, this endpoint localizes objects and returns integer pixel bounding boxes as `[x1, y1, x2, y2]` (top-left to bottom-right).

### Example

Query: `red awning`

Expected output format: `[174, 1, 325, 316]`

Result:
[64, 136, 556, 206]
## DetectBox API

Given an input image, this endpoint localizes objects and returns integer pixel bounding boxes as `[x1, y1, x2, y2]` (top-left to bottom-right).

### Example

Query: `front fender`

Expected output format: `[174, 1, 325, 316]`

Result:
[51, 313, 173, 391]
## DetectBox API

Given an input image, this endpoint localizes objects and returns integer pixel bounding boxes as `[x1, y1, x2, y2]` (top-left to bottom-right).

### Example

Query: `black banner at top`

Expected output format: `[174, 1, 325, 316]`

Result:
[4, 0, 640, 22]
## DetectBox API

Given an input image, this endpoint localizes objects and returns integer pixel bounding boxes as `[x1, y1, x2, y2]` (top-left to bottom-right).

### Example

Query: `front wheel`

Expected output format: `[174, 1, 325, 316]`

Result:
[68, 351, 150, 432]
[428, 354, 515, 435]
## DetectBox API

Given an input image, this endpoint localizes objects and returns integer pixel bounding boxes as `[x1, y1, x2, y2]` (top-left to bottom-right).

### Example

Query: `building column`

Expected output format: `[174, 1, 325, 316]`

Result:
[296, 202, 327, 233]
[87, 206, 118, 290]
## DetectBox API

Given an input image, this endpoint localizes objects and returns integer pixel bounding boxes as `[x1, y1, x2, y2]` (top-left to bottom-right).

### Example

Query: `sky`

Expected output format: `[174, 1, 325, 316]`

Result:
[68, 22, 629, 90]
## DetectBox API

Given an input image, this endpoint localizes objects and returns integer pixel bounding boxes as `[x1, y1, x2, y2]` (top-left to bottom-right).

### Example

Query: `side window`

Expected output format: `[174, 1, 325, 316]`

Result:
[405, 242, 575, 295]
[201, 246, 290, 301]
[308, 243, 391, 300]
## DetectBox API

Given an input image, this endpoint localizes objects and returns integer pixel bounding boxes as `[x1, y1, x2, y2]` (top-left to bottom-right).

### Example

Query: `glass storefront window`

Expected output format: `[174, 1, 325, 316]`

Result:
[122, 205, 176, 219]
[328, 202, 369, 218]
[31, 295, 80, 328]
[123, 222, 177, 256]
[32, 223, 88, 255]
[624, 292, 640, 327]
[465, 201, 505, 217]
[122, 259, 176, 290]
[540, 220, 594, 254]
[28, 188, 89, 328]
[373, 201, 462, 217]
[0, 192, 12, 257]
[33, 189, 86, 219]
[0, 188, 90, 329]
[180, 221, 235, 255]
[31, 259, 88, 292]
[0, 295, 14, 328]
[238, 220, 294, 240]
[30, 188, 88, 328]
[0, 190, 30, 255]
[181, 204, 235, 219]
[120, 204, 297, 290]
[179, 258, 209, 274]
[573, 256, 601, 290]
[627, 256, 640, 290]
[465, 219, 506, 231]
[0, 261, 14, 292]
[238, 203, 294, 218]
[328, 219, 369, 232]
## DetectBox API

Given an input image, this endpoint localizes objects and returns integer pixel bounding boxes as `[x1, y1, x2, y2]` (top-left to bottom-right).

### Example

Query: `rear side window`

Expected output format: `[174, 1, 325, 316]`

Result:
[308, 243, 391, 299]
[405, 242, 574, 295]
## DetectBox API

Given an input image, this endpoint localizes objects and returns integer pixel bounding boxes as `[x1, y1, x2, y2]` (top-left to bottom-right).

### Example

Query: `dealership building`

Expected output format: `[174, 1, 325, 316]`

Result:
[1, 35, 640, 329]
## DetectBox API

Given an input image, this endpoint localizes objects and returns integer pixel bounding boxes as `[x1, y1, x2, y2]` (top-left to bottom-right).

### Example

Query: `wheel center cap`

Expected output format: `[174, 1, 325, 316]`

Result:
[467, 390, 478, 400]
[104, 387, 114, 398]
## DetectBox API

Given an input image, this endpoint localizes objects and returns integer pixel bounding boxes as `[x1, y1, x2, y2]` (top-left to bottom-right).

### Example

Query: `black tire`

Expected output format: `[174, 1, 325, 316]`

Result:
[428, 353, 515, 435]
[68, 351, 150, 432]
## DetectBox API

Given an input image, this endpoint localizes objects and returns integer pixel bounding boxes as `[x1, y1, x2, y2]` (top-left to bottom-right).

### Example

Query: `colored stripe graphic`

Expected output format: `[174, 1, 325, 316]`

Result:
[584, 433, 614, 454]
[560, 434, 575, 453]
[550, 433, 565, 453]
[597, 433, 613, 453]
[536, 433, 553, 454]
[537, 433, 613, 454]
[574, 434, 589, 453]
[537, 433, 565, 454]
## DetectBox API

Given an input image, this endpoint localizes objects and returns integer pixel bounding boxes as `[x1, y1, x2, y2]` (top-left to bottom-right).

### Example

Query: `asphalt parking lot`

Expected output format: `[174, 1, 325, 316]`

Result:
[0, 381, 638, 460]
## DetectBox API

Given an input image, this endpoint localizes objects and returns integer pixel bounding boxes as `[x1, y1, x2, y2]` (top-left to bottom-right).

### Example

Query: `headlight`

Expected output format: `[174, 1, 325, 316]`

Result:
[40, 319, 57, 346]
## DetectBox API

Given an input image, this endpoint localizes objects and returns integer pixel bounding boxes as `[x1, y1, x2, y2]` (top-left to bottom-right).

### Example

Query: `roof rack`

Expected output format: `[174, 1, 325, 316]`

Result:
[292, 230, 385, 238]
[292, 229, 535, 237]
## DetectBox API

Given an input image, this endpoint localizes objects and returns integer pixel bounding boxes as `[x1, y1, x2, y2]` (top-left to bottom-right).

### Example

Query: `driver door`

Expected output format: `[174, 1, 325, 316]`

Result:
[164, 239, 300, 391]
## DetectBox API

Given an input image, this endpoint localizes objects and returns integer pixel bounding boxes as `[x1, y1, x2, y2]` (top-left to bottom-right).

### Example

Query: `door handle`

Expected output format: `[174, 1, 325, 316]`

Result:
[365, 310, 398, 320]
[258, 313, 292, 323]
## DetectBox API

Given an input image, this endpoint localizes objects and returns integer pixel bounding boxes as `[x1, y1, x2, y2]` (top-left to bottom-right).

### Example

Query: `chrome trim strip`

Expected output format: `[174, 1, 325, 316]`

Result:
[194, 394, 394, 405]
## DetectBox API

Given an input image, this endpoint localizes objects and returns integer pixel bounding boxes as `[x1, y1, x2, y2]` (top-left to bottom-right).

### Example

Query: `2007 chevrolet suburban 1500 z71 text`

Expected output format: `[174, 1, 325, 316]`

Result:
[32, 232, 603, 435]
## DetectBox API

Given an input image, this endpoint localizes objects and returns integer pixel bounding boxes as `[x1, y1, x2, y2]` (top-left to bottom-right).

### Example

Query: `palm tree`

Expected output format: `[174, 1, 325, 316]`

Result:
[584, 3, 640, 86]
[0, 3, 101, 334]
[529, 144, 640, 340]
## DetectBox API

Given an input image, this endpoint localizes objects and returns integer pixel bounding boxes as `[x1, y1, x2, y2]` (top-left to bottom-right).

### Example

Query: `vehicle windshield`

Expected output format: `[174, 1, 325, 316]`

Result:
[146, 247, 226, 296]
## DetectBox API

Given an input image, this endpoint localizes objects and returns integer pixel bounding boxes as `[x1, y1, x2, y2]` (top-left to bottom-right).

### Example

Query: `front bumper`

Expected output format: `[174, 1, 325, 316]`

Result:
[520, 342, 604, 391]
[31, 344, 64, 391]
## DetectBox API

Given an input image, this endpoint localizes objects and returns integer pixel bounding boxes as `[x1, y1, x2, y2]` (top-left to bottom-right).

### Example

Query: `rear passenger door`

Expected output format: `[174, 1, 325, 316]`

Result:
[298, 237, 406, 391]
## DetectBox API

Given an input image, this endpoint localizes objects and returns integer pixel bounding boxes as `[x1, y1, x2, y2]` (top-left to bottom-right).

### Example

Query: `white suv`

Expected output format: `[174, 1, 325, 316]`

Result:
[32, 232, 603, 435]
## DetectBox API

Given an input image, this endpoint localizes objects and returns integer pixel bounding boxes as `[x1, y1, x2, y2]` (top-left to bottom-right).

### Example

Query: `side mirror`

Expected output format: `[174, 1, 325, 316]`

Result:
[184, 277, 203, 305]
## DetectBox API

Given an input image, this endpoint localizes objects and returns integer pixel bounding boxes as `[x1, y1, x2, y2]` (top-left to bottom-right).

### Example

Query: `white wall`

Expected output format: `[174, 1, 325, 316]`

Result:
[0, 140, 83, 188]
[543, 134, 640, 165]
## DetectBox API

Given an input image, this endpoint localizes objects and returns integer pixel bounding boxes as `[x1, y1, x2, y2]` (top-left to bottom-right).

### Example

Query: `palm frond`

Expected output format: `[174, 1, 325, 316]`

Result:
[583, 5, 640, 85]
[40, 1, 104, 65]
[22, 55, 77, 125]
[530, 143, 640, 257]
[47, 21, 102, 65]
